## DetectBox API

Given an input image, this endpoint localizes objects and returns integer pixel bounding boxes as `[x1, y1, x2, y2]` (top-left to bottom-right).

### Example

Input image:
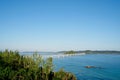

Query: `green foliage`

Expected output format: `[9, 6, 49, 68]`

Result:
[64, 50, 76, 54]
[0, 50, 76, 80]
[84, 50, 92, 53]
[53, 69, 76, 80]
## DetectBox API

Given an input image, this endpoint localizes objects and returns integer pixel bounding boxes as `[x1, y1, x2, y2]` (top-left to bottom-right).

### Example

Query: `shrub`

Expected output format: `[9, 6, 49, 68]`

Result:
[0, 50, 76, 80]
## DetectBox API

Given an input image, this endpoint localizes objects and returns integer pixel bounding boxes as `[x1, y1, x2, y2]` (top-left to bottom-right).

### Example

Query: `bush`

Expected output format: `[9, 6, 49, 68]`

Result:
[0, 50, 76, 80]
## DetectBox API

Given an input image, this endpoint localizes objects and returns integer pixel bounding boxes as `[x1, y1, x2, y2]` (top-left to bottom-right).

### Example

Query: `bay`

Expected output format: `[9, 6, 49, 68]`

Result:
[20, 52, 120, 80]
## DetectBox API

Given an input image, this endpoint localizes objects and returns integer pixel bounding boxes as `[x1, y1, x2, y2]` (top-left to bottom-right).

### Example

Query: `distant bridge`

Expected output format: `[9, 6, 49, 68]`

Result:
[42, 53, 86, 58]
[23, 53, 86, 59]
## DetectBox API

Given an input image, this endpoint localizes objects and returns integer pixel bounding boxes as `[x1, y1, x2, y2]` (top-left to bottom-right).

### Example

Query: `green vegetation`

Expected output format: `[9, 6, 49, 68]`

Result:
[0, 50, 76, 80]
[61, 50, 120, 54]
[64, 51, 76, 54]
[82, 50, 120, 54]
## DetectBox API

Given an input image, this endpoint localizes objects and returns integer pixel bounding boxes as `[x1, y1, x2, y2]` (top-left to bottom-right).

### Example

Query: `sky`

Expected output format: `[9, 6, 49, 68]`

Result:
[0, 0, 120, 51]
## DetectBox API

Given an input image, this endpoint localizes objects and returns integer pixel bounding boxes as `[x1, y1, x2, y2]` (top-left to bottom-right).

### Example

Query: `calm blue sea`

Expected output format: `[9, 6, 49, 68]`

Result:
[21, 52, 120, 80]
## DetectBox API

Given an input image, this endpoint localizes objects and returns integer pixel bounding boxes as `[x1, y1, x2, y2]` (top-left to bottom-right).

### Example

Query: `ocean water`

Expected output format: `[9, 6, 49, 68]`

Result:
[53, 54, 120, 80]
[21, 52, 120, 80]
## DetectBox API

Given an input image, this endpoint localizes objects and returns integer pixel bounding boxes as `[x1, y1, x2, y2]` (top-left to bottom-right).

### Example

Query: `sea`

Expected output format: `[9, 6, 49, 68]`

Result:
[20, 52, 120, 80]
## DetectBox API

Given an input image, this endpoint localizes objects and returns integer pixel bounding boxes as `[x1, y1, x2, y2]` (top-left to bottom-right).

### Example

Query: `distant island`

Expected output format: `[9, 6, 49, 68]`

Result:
[64, 50, 76, 54]
[59, 50, 120, 54]
[19, 50, 120, 55]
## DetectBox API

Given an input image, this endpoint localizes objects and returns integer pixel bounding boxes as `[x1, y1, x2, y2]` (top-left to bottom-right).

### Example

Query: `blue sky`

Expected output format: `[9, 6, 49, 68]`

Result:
[0, 0, 120, 51]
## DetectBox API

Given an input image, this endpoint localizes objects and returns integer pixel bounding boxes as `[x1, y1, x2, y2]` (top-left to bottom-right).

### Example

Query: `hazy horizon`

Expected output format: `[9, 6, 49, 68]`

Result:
[2, 48, 120, 52]
[0, 0, 120, 51]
